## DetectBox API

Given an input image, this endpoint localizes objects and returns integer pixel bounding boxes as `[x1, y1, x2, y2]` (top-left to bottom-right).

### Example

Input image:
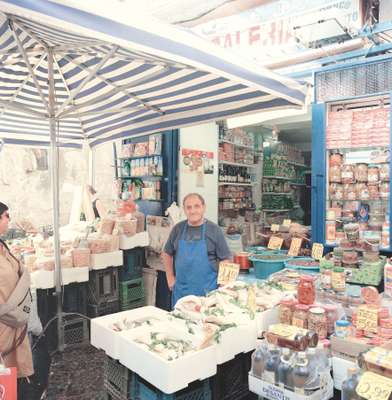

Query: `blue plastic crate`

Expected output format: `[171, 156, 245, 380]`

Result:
[135, 376, 211, 400]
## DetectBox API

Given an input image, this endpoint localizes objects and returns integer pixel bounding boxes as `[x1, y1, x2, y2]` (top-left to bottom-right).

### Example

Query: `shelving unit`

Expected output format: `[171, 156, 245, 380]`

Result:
[218, 182, 255, 187]
[220, 161, 257, 168]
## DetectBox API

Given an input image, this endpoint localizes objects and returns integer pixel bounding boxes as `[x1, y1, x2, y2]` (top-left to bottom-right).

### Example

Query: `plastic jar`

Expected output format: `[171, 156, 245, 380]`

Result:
[308, 307, 328, 340]
[331, 267, 346, 292]
[341, 165, 354, 184]
[344, 223, 360, 241]
[335, 320, 351, 338]
[368, 167, 380, 183]
[279, 299, 296, 325]
[324, 304, 338, 335]
[355, 163, 368, 182]
[297, 275, 316, 305]
[292, 304, 309, 329]
[321, 267, 332, 290]
[379, 163, 390, 181]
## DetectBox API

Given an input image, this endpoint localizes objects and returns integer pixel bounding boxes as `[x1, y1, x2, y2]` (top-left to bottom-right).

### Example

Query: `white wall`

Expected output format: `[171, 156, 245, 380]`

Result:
[179, 122, 219, 223]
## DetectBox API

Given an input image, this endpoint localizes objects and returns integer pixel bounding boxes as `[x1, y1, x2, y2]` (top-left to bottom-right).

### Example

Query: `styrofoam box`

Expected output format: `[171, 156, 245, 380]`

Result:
[90, 306, 168, 360]
[248, 374, 334, 400]
[256, 307, 279, 336]
[332, 356, 356, 390]
[119, 231, 149, 250]
[117, 323, 217, 394]
[31, 267, 89, 289]
[90, 250, 123, 270]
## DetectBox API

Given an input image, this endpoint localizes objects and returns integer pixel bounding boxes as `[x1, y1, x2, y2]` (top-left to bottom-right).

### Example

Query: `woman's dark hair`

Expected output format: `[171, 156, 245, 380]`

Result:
[0, 201, 8, 216]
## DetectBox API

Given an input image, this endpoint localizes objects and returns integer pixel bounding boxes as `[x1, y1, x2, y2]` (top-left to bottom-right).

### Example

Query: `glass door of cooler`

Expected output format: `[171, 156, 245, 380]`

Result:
[325, 102, 391, 251]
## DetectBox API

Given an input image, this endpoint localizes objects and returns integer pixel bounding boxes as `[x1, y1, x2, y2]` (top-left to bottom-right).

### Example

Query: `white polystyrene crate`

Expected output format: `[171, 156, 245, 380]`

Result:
[216, 321, 257, 364]
[248, 374, 334, 400]
[62, 267, 89, 285]
[117, 323, 217, 394]
[119, 231, 149, 250]
[31, 270, 54, 289]
[256, 307, 279, 336]
[90, 306, 168, 360]
[90, 250, 123, 270]
[332, 356, 356, 390]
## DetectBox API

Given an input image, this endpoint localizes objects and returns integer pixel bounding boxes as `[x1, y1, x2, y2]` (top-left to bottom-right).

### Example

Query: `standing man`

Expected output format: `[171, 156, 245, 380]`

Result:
[162, 193, 231, 307]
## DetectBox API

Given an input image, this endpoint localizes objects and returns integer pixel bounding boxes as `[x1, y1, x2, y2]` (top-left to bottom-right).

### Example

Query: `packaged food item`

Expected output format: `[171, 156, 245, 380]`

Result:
[99, 218, 115, 235]
[344, 223, 359, 241]
[380, 181, 389, 198]
[382, 221, 390, 248]
[329, 153, 343, 166]
[343, 184, 356, 200]
[266, 324, 318, 351]
[326, 221, 336, 242]
[72, 248, 91, 268]
[308, 307, 327, 340]
[324, 304, 338, 335]
[116, 218, 137, 236]
[329, 165, 341, 183]
[342, 251, 358, 264]
[341, 165, 354, 184]
[279, 299, 296, 325]
[329, 183, 343, 200]
[379, 163, 389, 181]
[384, 260, 392, 298]
[335, 320, 351, 338]
[297, 275, 316, 305]
[368, 184, 380, 200]
[354, 163, 368, 182]
[357, 203, 370, 222]
[292, 304, 309, 329]
[356, 183, 369, 200]
[368, 166, 380, 183]
[332, 267, 346, 292]
[321, 267, 332, 290]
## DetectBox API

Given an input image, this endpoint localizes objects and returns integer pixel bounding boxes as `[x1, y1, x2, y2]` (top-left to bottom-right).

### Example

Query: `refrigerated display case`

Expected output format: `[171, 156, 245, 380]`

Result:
[312, 96, 391, 251]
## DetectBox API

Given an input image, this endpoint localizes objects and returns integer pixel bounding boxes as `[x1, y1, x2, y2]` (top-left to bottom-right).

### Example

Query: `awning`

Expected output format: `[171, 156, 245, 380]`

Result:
[0, 0, 305, 148]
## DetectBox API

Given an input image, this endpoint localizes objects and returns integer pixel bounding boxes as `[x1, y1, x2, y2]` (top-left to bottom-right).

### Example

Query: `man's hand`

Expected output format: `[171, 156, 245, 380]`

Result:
[167, 275, 176, 291]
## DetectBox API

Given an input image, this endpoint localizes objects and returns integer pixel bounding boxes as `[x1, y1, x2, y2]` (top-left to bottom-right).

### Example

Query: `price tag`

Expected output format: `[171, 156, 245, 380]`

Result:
[268, 236, 283, 250]
[311, 243, 324, 260]
[356, 305, 379, 333]
[282, 219, 292, 227]
[288, 238, 302, 257]
[270, 224, 280, 232]
[356, 371, 392, 400]
[247, 285, 257, 315]
[218, 262, 240, 285]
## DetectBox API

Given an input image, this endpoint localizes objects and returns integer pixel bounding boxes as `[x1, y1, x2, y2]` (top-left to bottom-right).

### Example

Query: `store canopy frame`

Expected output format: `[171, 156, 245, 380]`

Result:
[0, 0, 306, 350]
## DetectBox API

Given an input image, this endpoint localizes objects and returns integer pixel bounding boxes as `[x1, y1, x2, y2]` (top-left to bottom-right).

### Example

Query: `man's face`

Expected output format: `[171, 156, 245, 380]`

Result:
[184, 196, 205, 225]
[0, 210, 10, 234]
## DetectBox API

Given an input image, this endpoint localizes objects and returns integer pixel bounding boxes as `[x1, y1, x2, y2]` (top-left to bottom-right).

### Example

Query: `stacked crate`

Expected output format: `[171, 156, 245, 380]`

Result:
[103, 356, 136, 400]
[87, 267, 120, 318]
[36, 283, 89, 351]
[119, 247, 146, 311]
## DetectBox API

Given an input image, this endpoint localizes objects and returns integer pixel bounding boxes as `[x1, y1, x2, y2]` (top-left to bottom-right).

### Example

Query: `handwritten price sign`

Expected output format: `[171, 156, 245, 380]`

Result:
[218, 262, 240, 285]
[356, 371, 392, 400]
[288, 238, 302, 257]
[356, 305, 378, 333]
[268, 236, 283, 250]
[311, 243, 324, 260]
[282, 219, 292, 227]
[270, 224, 280, 232]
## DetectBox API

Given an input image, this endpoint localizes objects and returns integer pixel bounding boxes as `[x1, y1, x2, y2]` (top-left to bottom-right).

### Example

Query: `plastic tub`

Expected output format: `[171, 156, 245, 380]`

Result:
[284, 257, 320, 271]
[249, 253, 291, 279]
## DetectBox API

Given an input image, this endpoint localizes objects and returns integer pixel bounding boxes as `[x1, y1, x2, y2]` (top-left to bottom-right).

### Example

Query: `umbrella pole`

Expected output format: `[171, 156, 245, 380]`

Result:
[48, 48, 64, 351]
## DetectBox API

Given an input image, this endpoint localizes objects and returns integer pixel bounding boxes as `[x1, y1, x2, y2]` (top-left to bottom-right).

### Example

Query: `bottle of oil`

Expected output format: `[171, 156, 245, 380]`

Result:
[277, 347, 293, 390]
[262, 343, 281, 384]
[342, 367, 365, 400]
[293, 352, 310, 395]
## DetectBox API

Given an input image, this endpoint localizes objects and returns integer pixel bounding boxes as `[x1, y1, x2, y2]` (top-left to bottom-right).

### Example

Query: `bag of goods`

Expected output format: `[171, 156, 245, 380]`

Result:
[72, 248, 91, 268]
[329, 183, 343, 200]
[354, 163, 368, 182]
[343, 184, 356, 200]
[118, 199, 136, 216]
[368, 184, 380, 200]
[379, 163, 390, 181]
[356, 183, 369, 200]
[88, 237, 111, 254]
[329, 153, 343, 166]
[133, 210, 145, 233]
[329, 165, 341, 183]
[368, 166, 380, 183]
[61, 255, 73, 269]
[34, 256, 55, 271]
[107, 234, 120, 252]
[380, 182, 389, 198]
[341, 164, 354, 184]
[99, 218, 115, 235]
[344, 223, 360, 241]
[116, 218, 137, 236]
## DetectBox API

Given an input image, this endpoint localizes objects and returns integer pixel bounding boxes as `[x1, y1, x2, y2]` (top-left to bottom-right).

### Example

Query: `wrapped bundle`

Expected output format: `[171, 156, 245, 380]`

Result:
[61, 255, 73, 269]
[88, 237, 111, 254]
[72, 248, 91, 268]
[34, 256, 55, 271]
[99, 218, 115, 235]
[116, 218, 137, 236]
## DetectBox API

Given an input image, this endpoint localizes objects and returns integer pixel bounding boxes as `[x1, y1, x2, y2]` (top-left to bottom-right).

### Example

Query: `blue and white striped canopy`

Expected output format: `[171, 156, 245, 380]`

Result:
[0, 0, 306, 148]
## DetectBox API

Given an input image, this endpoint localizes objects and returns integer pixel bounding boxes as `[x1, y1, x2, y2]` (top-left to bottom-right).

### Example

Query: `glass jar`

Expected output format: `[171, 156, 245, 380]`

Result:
[321, 267, 332, 290]
[368, 166, 380, 183]
[279, 299, 296, 325]
[354, 163, 368, 182]
[335, 320, 351, 338]
[332, 267, 346, 292]
[292, 304, 309, 329]
[308, 307, 328, 340]
[297, 275, 316, 305]
[324, 304, 338, 336]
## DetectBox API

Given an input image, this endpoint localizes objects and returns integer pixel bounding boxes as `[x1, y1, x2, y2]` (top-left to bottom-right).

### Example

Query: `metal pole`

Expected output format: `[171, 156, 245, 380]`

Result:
[48, 47, 64, 351]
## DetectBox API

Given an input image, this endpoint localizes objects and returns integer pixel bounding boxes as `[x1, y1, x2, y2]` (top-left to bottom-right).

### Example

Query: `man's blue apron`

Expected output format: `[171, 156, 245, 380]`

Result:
[172, 222, 218, 308]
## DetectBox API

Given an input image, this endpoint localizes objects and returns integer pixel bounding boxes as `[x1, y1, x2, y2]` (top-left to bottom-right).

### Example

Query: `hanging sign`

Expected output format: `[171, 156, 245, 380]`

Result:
[288, 238, 302, 257]
[356, 305, 379, 333]
[268, 236, 283, 250]
[282, 219, 292, 227]
[356, 371, 392, 400]
[218, 262, 240, 285]
[311, 243, 324, 260]
[270, 224, 280, 232]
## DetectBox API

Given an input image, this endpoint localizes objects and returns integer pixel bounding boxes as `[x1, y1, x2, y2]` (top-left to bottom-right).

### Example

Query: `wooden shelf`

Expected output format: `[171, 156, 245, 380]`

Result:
[219, 161, 257, 168]
[263, 176, 292, 180]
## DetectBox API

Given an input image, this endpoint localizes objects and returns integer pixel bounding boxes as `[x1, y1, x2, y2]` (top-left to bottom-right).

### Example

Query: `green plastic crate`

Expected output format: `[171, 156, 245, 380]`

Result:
[119, 278, 144, 310]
